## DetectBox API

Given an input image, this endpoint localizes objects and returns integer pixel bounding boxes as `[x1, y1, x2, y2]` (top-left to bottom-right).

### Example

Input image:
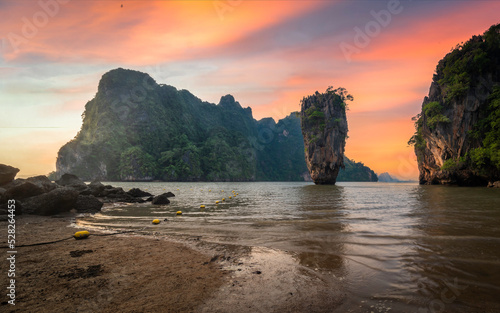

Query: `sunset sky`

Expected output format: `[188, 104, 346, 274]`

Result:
[1, 0, 499, 179]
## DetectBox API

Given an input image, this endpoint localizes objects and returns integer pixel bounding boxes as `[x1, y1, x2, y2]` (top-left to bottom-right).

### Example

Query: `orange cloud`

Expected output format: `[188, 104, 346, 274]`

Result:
[2, 0, 326, 65]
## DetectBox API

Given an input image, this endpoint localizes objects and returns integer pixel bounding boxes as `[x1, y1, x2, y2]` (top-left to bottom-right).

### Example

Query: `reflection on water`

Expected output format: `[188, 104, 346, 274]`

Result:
[77, 182, 500, 312]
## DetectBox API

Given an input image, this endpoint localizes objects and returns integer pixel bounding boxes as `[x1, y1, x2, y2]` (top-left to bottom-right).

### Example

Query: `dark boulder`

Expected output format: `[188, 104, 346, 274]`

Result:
[101, 187, 126, 197]
[164, 192, 175, 198]
[79, 189, 92, 195]
[4, 181, 45, 200]
[26, 175, 57, 193]
[56, 173, 87, 190]
[0, 164, 20, 186]
[0, 187, 6, 203]
[0, 200, 23, 217]
[88, 181, 106, 196]
[127, 188, 153, 197]
[22, 187, 79, 215]
[98, 187, 146, 203]
[152, 193, 171, 205]
[75, 195, 103, 213]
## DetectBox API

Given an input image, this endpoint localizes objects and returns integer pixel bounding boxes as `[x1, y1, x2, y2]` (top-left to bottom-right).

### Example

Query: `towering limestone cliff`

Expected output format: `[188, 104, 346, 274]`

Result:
[409, 24, 500, 185]
[56, 68, 376, 182]
[300, 87, 350, 184]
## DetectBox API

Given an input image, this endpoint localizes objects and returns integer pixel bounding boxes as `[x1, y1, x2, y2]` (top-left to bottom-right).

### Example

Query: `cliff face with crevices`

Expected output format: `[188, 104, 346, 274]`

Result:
[409, 24, 500, 185]
[300, 87, 350, 184]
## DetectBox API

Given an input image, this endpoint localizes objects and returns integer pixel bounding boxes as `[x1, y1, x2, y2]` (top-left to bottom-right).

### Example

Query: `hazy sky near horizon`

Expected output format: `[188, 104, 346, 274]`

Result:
[1, 0, 499, 179]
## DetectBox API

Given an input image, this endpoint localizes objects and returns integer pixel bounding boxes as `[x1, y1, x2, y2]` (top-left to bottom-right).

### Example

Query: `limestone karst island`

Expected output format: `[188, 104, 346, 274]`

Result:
[1, 1, 500, 312]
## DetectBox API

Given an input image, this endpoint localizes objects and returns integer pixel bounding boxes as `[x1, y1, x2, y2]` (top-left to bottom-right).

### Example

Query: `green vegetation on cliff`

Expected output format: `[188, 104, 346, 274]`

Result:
[469, 86, 500, 173]
[338, 158, 378, 182]
[409, 24, 500, 184]
[56, 69, 377, 182]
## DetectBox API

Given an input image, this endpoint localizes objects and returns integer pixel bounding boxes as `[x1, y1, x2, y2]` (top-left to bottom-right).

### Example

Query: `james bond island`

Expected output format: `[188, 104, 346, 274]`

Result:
[300, 87, 350, 185]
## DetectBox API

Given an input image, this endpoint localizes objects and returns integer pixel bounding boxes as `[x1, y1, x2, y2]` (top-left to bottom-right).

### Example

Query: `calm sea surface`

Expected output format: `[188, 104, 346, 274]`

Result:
[77, 182, 500, 312]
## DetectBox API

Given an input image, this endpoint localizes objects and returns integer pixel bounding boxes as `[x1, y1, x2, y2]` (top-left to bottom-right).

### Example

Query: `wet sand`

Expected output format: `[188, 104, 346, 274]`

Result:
[0, 214, 342, 312]
[0, 214, 227, 313]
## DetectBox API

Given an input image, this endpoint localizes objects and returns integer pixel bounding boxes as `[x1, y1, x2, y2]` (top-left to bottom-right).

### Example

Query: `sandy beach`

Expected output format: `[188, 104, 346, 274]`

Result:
[1, 214, 342, 313]
[0, 214, 228, 313]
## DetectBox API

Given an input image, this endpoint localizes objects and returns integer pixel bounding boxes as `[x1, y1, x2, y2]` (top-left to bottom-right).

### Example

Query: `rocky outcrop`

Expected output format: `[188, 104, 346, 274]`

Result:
[22, 187, 80, 216]
[0, 164, 20, 186]
[300, 87, 350, 184]
[127, 188, 153, 197]
[152, 192, 175, 205]
[0, 164, 177, 216]
[56, 173, 88, 190]
[27, 176, 58, 193]
[3, 181, 45, 200]
[410, 24, 500, 186]
[75, 195, 104, 213]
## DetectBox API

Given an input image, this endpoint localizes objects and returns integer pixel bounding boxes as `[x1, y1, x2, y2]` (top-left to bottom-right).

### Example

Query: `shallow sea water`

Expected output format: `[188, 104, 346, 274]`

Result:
[77, 182, 500, 312]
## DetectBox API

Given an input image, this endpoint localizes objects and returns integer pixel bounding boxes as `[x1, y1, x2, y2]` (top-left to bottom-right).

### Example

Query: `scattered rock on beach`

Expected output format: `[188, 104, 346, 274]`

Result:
[0, 187, 6, 199]
[0, 167, 158, 215]
[27, 175, 58, 192]
[152, 193, 172, 205]
[164, 191, 175, 198]
[75, 195, 103, 213]
[0, 200, 23, 215]
[88, 180, 106, 196]
[0, 164, 20, 186]
[22, 187, 79, 216]
[127, 188, 153, 197]
[56, 173, 87, 190]
[4, 181, 45, 200]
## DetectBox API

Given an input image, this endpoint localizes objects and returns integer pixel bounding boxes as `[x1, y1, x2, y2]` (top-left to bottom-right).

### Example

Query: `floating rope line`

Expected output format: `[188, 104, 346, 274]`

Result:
[0, 229, 143, 249]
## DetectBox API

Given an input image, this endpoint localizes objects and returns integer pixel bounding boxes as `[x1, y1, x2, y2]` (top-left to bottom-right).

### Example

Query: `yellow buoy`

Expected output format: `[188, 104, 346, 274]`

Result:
[74, 231, 90, 240]
[222, 198, 225, 201]
[237, 193, 239, 195]
[176, 211, 182, 215]
[200, 205, 206, 209]
[152, 219, 160, 224]
[209, 189, 211, 192]
[229, 196, 232, 199]
[216, 201, 220, 204]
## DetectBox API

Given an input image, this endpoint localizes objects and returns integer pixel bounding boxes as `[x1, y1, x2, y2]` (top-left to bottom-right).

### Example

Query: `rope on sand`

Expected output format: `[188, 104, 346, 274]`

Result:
[0, 229, 143, 249]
